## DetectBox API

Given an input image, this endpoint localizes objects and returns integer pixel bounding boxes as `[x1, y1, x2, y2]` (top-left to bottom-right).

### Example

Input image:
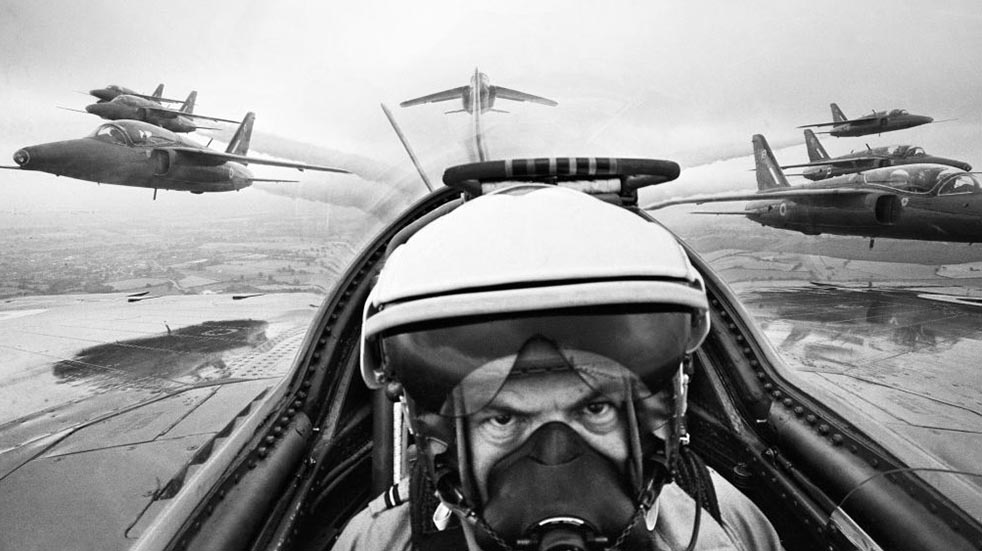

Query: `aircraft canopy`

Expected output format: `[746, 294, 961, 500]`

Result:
[937, 172, 981, 195]
[89, 120, 179, 146]
[867, 165, 961, 193]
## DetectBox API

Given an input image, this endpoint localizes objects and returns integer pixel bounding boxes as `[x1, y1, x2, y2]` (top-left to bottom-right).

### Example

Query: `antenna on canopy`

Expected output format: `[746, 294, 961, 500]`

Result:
[381, 103, 435, 193]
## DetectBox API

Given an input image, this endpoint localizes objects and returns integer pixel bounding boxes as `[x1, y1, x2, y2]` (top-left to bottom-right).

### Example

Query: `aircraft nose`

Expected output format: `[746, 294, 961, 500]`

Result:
[85, 103, 100, 114]
[12, 148, 31, 167]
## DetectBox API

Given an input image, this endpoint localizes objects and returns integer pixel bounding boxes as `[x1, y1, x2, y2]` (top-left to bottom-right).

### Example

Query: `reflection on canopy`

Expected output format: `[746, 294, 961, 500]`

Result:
[89, 120, 179, 146]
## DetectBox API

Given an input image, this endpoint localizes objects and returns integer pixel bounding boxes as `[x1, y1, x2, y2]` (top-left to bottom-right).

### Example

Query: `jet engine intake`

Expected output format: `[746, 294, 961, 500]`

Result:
[151, 149, 175, 176]
[868, 193, 901, 225]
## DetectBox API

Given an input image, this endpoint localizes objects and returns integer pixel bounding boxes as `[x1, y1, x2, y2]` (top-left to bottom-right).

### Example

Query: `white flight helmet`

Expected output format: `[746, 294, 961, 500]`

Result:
[362, 186, 709, 390]
[360, 185, 711, 523]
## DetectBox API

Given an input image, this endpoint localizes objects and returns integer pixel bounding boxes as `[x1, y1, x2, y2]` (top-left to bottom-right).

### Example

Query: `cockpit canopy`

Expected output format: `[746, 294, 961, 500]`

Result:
[888, 109, 909, 116]
[937, 171, 982, 195]
[867, 165, 973, 194]
[88, 120, 180, 146]
[878, 145, 925, 157]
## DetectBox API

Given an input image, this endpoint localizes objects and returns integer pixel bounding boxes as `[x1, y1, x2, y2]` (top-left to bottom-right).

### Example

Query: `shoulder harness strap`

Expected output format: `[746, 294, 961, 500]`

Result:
[675, 446, 722, 524]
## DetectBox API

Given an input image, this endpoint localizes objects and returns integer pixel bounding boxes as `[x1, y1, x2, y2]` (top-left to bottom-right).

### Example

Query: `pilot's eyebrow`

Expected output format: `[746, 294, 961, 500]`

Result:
[482, 388, 612, 417]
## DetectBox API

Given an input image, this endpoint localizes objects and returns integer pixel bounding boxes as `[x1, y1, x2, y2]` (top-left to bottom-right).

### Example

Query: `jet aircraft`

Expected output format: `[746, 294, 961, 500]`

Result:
[5, 112, 349, 197]
[798, 102, 934, 137]
[646, 134, 982, 244]
[88, 82, 184, 104]
[4, 144, 981, 551]
[400, 68, 557, 114]
[781, 129, 971, 180]
[82, 90, 238, 133]
[4, 61, 981, 551]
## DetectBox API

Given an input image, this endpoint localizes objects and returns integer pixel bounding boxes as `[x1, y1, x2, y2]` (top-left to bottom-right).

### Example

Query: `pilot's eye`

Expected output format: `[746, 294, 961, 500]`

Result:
[583, 401, 612, 417]
[489, 413, 514, 427]
[579, 400, 619, 433]
[474, 412, 524, 445]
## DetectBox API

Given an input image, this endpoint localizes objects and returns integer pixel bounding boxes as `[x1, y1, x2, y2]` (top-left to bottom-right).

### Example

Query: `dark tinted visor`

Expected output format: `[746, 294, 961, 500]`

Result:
[380, 309, 690, 416]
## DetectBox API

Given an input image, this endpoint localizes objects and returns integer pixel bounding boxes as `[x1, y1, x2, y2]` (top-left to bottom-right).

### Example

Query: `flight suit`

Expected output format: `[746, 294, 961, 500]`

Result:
[331, 468, 784, 551]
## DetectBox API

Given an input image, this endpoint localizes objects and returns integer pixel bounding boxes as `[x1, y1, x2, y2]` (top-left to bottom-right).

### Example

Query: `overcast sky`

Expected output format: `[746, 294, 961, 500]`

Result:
[2, 0, 982, 212]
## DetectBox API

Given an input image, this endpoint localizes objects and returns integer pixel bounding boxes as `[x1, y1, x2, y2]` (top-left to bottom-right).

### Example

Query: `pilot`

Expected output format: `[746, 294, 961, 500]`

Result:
[333, 185, 784, 551]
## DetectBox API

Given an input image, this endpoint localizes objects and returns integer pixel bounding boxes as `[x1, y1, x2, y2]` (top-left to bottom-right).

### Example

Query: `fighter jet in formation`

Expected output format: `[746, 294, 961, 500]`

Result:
[781, 129, 971, 180]
[5, 112, 349, 197]
[798, 102, 934, 137]
[81, 91, 238, 134]
[88, 82, 183, 104]
[647, 134, 982, 244]
[400, 68, 557, 114]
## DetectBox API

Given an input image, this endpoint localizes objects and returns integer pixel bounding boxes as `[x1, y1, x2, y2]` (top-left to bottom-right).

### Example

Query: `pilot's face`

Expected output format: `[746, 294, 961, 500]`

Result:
[466, 369, 630, 501]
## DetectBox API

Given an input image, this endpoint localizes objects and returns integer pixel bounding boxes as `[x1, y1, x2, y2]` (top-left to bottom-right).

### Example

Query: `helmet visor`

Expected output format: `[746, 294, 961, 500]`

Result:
[380, 309, 691, 416]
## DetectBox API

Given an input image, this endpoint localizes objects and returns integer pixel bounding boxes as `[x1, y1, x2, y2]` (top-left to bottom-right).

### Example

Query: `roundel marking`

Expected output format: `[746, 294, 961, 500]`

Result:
[901, 197, 909, 207]
[779, 202, 788, 217]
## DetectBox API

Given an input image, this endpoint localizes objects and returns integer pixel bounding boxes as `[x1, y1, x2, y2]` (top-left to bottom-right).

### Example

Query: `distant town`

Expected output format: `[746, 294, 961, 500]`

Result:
[0, 205, 370, 300]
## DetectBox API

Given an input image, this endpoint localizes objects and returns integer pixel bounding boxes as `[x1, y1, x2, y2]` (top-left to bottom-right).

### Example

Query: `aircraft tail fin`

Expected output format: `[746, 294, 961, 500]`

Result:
[152, 84, 165, 99]
[180, 91, 197, 114]
[226, 112, 255, 155]
[753, 134, 791, 190]
[830, 103, 847, 123]
[804, 129, 829, 162]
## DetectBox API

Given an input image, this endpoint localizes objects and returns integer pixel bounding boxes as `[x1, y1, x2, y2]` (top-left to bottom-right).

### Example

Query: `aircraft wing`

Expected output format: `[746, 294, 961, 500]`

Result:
[142, 105, 240, 124]
[797, 117, 876, 128]
[129, 92, 185, 104]
[779, 156, 882, 169]
[167, 147, 351, 173]
[644, 187, 870, 210]
[245, 178, 300, 183]
[400, 86, 469, 107]
[493, 86, 558, 106]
